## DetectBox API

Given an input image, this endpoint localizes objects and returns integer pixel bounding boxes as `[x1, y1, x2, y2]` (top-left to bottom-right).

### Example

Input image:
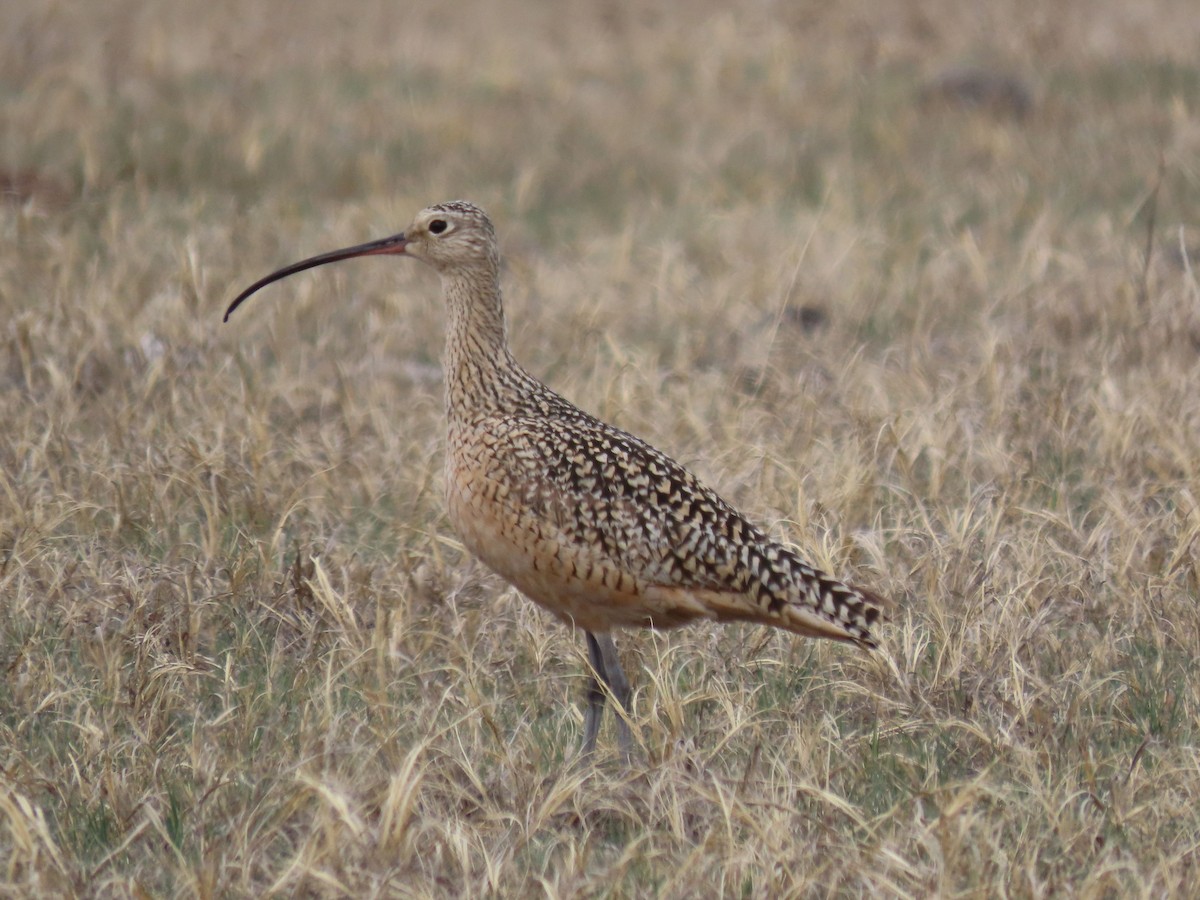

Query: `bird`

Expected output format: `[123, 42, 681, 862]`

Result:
[224, 201, 886, 762]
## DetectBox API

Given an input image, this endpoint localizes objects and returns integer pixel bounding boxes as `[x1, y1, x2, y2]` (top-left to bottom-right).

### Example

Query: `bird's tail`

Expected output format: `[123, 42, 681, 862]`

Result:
[768, 548, 887, 648]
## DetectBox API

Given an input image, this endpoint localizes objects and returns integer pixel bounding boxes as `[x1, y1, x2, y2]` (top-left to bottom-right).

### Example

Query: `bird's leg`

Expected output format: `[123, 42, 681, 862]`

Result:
[580, 631, 607, 759]
[580, 631, 635, 763]
[593, 632, 635, 761]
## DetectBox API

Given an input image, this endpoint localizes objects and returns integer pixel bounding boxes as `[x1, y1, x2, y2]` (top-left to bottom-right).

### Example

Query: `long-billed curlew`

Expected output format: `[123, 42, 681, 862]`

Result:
[225, 201, 886, 761]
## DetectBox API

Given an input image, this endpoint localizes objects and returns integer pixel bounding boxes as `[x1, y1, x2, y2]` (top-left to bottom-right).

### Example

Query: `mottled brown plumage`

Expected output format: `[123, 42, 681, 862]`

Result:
[225, 200, 887, 761]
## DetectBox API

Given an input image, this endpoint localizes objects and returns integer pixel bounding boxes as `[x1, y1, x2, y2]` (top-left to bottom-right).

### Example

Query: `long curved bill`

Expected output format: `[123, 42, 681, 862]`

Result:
[223, 232, 409, 322]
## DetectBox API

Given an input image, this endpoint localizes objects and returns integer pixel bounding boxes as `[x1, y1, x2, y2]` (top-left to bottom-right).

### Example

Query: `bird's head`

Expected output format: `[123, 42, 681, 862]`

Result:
[399, 201, 497, 274]
[223, 200, 497, 322]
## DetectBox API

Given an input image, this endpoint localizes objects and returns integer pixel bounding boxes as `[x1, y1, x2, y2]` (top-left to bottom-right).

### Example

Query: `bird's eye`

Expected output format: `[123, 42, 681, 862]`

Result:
[429, 219, 448, 235]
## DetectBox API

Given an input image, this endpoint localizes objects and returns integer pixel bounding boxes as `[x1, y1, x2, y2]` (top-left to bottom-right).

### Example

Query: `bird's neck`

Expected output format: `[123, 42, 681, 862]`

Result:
[442, 268, 525, 419]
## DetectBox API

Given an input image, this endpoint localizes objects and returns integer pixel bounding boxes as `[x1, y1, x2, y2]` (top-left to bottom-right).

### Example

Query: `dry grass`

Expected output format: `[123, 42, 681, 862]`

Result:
[3, 0, 1200, 895]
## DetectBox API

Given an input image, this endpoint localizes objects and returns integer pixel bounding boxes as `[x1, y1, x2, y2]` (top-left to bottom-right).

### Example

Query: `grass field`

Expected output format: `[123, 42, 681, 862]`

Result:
[3, 0, 1200, 895]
